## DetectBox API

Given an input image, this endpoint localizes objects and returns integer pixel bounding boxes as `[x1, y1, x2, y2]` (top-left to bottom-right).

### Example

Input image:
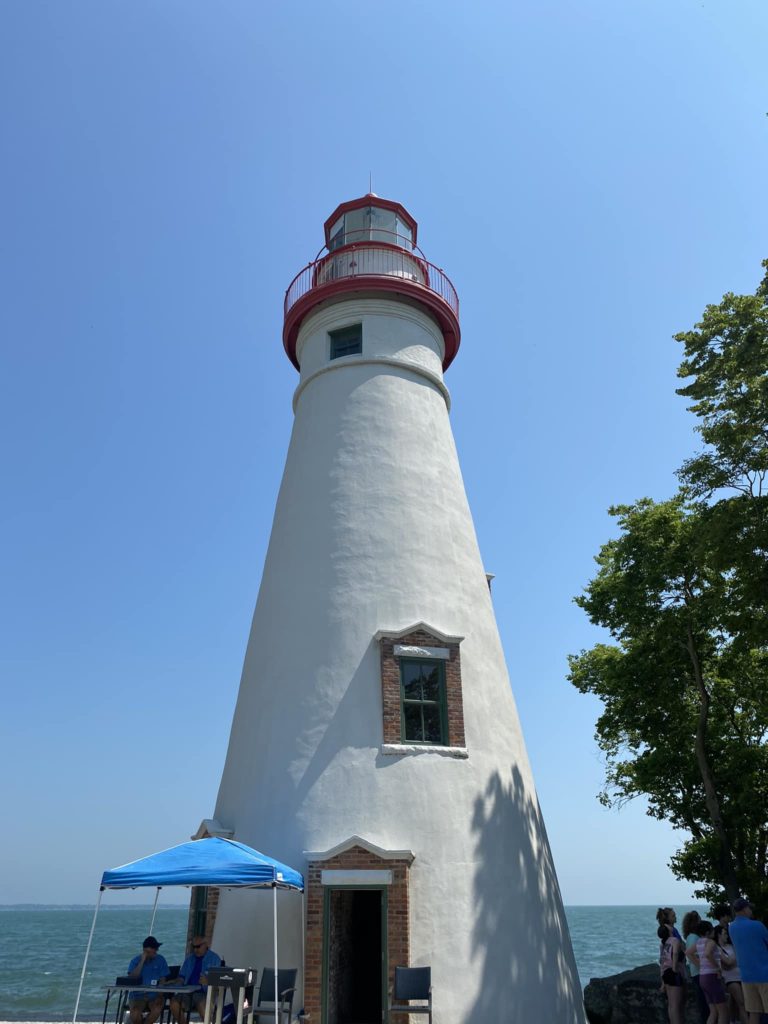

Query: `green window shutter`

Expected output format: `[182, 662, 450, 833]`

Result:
[192, 886, 208, 936]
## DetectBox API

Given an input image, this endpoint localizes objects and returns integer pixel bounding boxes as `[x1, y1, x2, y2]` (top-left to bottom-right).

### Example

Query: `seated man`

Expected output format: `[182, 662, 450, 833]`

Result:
[127, 936, 170, 1024]
[168, 935, 222, 1024]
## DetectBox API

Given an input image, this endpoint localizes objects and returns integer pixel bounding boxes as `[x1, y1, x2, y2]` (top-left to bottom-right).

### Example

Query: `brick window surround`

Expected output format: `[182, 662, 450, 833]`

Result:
[185, 885, 219, 949]
[376, 623, 466, 749]
[304, 837, 414, 1024]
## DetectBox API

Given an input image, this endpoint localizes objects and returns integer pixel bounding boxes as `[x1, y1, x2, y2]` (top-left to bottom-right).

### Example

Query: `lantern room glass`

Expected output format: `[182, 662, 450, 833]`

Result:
[328, 206, 413, 252]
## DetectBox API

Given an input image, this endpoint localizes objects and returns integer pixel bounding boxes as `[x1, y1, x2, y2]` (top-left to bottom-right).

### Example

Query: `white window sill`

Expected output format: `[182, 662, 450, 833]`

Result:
[380, 743, 468, 759]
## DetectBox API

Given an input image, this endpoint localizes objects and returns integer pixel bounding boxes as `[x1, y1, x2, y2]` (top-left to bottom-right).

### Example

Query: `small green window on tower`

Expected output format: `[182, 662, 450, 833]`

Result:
[400, 658, 447, 744]
[329, 324, 362, 360]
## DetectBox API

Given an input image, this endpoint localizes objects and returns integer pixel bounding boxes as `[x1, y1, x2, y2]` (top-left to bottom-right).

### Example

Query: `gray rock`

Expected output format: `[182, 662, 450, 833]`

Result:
[584, 963, 703, 1024]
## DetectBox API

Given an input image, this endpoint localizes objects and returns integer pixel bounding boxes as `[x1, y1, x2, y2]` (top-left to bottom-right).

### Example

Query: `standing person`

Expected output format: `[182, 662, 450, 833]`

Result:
[127, 936, 170, 1024]
[713, 905, 734, 929]
[659, 923, 686, 1024]
[728, 898, 768, 1024]
[684, 910, 710, 1024]
[658, 907, 684, 942]
[168, 935, 222, 1024]
[694, 920, 729, 1024]
[715, 924, 748, 1024]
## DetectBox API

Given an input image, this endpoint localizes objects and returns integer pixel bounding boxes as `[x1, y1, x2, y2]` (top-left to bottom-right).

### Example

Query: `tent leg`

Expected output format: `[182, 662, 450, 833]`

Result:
[73, 887, 103, 1023]
[273, 885, 278, 1024]
[149, 886, 161, 934]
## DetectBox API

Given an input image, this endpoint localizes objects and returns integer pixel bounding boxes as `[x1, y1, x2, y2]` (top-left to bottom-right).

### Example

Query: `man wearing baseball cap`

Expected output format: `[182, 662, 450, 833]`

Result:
[728, 899, 768, 1022]
[127, 936, 170, 1024]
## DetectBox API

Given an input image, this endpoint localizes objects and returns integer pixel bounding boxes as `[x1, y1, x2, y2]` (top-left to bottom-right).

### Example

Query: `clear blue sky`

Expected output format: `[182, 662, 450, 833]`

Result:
[1, 0, 766, 906]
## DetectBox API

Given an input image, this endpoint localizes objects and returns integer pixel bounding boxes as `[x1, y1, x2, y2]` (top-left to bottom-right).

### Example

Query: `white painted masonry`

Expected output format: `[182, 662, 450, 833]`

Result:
[209, 234, 585, 1022]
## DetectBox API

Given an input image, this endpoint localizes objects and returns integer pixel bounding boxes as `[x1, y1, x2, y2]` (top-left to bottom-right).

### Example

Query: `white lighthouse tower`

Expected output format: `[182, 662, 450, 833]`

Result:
[204, 196, 585, 1023]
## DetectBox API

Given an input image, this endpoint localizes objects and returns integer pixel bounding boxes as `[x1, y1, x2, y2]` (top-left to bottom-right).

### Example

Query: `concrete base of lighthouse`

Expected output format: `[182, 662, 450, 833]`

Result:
[204, 285, 585, 1022]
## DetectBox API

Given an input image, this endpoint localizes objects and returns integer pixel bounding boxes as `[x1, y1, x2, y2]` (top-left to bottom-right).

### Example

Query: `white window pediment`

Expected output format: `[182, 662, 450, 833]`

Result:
[374, 621, 464, 645]
[305, 834, 415, 864]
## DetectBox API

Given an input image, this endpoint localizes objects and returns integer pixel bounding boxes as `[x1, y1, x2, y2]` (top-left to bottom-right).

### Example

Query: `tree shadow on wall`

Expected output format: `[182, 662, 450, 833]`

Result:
[468, 764, 585, 1023]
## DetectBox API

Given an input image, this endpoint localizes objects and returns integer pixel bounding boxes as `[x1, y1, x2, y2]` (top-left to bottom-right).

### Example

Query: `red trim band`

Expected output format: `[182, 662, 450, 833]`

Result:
[282, 277, 460, 372]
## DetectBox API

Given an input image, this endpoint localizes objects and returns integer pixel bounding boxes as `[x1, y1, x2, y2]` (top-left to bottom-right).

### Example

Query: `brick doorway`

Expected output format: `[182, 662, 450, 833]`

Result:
[304, 837, 414, 1024]
[324, 887, 385, 1024]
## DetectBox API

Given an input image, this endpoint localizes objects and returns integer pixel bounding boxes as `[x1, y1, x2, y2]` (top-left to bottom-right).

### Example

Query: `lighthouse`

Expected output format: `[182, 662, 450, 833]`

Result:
[202, 196, 585, 1023]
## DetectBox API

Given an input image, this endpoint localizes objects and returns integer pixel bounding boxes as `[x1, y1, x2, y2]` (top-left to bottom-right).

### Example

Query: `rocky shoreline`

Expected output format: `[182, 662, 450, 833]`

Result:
[584, 962, 704, 1023]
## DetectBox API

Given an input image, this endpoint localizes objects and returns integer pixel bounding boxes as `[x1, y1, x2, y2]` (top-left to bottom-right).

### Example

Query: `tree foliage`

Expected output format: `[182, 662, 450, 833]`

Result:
[675, 258, 768, 498]
[569, 260, 768, 910]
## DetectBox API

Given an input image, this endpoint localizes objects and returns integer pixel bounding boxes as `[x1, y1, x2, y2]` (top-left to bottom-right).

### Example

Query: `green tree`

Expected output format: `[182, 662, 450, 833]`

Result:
[675, 258, 768, 498]
[569, 260, 768, 909]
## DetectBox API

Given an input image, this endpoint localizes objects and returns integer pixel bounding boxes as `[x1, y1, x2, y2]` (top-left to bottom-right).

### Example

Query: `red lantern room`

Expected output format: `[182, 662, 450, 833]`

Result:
[283, 194, 460, 371]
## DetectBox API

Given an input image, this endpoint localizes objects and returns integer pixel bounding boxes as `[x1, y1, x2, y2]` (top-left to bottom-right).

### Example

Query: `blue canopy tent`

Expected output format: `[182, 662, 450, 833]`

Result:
[74, 838, 304, 1024]
[101, 838, 303, 890]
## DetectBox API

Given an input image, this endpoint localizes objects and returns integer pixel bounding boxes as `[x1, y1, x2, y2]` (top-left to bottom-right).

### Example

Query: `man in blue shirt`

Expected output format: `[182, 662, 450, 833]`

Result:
[168, 935, 222, 1024]
[127, 936, 170, 1024]
[728, 898, 768, 1023]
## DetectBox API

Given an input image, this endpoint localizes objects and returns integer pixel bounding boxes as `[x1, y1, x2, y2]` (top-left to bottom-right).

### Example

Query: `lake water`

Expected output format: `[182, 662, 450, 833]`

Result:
[0, 904, 708, 1020]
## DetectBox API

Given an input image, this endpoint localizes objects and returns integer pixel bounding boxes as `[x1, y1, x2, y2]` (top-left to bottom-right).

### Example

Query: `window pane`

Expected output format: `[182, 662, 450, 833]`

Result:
[370, 207, 396, 244]
[395, 217, 413, 249]
[399, 658, 446, 744]
[421, 665, 440, 702]
[422, 706, 442, 743]
[344, 208, 367, 244]
[330, 324, 362, 359]
[332, 338, 360, 358]
[329, 217, 344, 251]
[402, 661, 424, 699]
[403, 703, 423, 741]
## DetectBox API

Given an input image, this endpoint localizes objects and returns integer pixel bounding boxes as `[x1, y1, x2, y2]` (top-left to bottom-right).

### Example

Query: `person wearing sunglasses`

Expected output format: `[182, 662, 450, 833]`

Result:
[168, 936, 222, 1024]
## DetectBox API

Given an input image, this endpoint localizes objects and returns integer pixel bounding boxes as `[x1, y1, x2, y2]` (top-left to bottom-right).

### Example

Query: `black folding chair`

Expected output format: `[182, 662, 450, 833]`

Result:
[249, 969, 297, 1023]
[159, 969, 181, 1024]
[103, 978, 134, 1024]
[389, 966, 432, 1023]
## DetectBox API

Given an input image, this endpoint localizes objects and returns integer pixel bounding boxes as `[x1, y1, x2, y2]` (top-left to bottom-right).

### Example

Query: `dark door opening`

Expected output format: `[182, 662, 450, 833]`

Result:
[325, 888, 383, 1024]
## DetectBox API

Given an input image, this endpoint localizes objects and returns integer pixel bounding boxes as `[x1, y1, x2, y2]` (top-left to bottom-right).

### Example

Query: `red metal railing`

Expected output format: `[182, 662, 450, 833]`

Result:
[284, 244, 459, 320]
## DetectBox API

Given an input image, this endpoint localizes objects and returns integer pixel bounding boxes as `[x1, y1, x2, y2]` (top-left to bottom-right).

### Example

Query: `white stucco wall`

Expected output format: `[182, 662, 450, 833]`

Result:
[212, 297, 585, 1022]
